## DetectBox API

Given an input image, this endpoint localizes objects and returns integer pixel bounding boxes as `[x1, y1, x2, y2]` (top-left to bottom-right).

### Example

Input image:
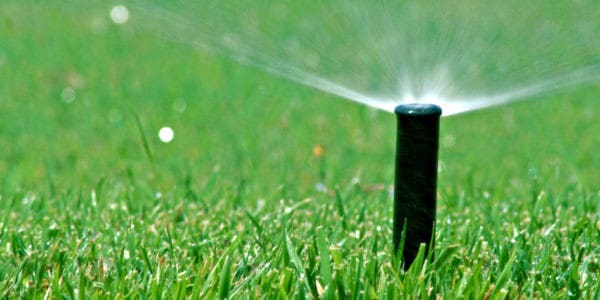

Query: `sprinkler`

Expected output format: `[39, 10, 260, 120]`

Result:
[393, 103, 442, 269]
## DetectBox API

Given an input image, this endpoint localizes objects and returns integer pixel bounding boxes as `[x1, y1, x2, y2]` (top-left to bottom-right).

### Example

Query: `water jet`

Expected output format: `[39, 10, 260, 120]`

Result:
[99, 1, 600, 117]
[393, 103, 441, 269]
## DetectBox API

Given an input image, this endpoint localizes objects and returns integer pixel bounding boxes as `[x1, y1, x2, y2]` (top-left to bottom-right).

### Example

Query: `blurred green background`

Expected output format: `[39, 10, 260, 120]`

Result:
[1, 1, 599, 298]
[2, 1, 599, 196]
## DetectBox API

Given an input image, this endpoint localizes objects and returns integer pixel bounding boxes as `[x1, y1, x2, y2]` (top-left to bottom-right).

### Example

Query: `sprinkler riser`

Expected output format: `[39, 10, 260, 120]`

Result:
[393, 104, 441, 269]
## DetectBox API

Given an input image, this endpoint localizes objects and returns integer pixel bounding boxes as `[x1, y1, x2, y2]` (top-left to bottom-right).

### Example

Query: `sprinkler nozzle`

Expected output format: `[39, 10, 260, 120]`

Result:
[393, 103, 442, 269]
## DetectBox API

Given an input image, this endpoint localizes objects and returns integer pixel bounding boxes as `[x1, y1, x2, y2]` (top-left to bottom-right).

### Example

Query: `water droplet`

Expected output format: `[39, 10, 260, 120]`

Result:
[108, 109, 122, 123]
[158, 127, 174, 143]
[66, 71, 85, 89]
[315, 182, 327, 192]
[61, 87, 76, 103]
[438, 160, 446, 173]
[173, 98, 187, 113]
[256, 199, 265, 211]
[91, 16, 108, 33]
[110, 5, 129, 25]
[543, 223, 556, 236]
[443, 134, 455, 148]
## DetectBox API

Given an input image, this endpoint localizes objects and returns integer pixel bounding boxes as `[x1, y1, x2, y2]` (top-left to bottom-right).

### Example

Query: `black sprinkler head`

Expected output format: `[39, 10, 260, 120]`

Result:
[393, 103, 442, 269]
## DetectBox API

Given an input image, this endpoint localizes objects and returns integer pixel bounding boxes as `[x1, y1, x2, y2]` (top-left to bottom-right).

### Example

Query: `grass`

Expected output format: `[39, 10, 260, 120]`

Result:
[1, 1, 599, 298]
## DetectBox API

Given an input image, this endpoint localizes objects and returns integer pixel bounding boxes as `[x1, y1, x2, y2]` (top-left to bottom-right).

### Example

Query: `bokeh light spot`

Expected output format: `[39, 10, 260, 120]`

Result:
[158, 127, 174, 143]
[110, 5, 129, 25]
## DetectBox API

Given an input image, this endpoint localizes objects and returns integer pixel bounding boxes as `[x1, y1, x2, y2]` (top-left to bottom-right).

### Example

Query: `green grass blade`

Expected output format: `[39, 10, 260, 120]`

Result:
[285, 231, 306, 279]
[245, 210, 263, 235]
[218, 255, 232, 300]
[134, 113, 154, 164]
[334, 189, 347, 230]
[316, 227, 332, 284]
[430, 244, 460, 270]
[492, 247, 517, 297]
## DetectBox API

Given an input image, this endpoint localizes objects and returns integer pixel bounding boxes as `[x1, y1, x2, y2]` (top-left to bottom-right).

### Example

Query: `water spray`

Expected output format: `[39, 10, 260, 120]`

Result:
[393, 103, 441, 269]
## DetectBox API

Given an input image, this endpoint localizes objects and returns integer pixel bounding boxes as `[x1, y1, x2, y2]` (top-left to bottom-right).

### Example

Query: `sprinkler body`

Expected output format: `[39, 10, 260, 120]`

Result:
[393, 104, 441, 269]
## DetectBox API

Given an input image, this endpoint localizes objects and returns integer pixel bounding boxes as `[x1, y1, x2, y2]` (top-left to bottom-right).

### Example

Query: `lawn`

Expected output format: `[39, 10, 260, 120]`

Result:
[1, 1, 599, 298]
